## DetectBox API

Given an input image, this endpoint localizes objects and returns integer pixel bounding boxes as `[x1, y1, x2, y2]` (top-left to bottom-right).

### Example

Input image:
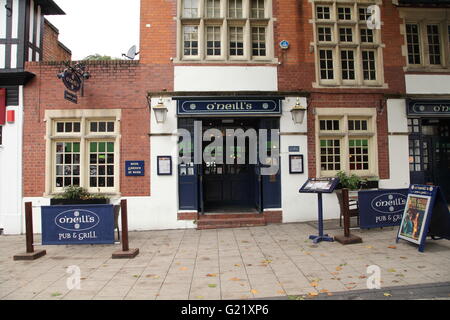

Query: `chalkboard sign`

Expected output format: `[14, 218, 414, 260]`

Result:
[396, 184, 450, 252]
[299, 178, 339, 194]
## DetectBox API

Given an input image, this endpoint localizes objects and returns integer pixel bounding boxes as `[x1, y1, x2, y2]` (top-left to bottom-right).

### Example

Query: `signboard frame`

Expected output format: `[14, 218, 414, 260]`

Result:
[41, 204, 115, 245]
[397, 193, 432, 245]
[299, 177, 339, 194]
[396, 184, 450, 252]
[358, 189, 409, 229]
[175, 97, 283, 116]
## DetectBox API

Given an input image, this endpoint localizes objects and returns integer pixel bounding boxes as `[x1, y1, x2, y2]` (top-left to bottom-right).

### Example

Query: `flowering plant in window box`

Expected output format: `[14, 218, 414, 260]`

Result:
[50, 186, 109, 205]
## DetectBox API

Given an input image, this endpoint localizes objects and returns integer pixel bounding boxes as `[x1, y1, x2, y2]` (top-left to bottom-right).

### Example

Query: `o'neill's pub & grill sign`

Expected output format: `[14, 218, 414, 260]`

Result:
[176, 97, 282, 116]
[408, 100, 450, 116]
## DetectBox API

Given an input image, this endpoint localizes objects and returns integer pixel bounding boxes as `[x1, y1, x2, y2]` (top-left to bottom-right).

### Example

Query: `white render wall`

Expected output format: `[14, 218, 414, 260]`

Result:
[280, 97, 340, 223]
[379, 99, 410, 189]
[405, 74, 450, 95]
[0, 86, 23, 234]
[174, 66, 278, 92]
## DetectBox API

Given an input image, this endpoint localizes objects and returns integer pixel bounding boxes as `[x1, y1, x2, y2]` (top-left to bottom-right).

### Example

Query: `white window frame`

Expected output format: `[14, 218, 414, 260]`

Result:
[176, 0, 275, 63]
[44, 109, 121, 196]
[401, 8, 450, 71]
[311, 0, 385, 88]
[315, 108, 378, 178]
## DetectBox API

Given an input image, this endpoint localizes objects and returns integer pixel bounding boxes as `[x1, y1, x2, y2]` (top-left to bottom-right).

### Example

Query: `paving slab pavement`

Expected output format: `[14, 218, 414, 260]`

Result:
[1, 222, 449, 300]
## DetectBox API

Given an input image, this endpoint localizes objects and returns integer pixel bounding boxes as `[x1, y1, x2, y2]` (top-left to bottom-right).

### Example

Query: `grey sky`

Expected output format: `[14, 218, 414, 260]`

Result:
[46, 0, 140, 60]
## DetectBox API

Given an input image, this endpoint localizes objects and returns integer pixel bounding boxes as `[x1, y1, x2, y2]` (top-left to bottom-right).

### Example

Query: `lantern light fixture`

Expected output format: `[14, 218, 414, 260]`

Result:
[290, 98, 307, 124]
[152, 96, 168, 124]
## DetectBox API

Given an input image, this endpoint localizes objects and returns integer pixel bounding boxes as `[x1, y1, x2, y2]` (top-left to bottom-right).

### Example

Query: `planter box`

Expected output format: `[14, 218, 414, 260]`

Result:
[50, 198, 110, 206]
[336, 180, 379, 190]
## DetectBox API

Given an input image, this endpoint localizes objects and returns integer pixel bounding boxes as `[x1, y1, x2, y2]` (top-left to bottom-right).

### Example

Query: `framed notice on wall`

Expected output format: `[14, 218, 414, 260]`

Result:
[157, 156, 172, 176]
[289, 155, 304, 174]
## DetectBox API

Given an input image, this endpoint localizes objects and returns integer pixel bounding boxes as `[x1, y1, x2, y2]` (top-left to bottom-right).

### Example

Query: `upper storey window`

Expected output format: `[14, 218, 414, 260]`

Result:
[183, 0, 199, 17]
[403, 9, 449, 70]
[311, 1, 385, 88]
[177, 0, 275, 62]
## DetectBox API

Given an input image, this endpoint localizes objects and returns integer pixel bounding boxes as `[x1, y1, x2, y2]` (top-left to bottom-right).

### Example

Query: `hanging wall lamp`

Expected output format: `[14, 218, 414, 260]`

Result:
[151, 96, 168, 124]
[290, 98, 307, 124]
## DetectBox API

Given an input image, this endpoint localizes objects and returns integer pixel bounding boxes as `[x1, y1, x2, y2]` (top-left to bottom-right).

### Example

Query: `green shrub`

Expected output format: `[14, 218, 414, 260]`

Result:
[53, 186, 108, 200]
[336, 171, 362, 190]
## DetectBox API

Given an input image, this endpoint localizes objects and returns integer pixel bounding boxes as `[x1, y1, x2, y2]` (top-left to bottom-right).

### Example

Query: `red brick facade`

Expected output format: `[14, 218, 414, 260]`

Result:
[23, 61, 150, 197]
[42, 19, 72, 62]
[23, 0, 411, 197]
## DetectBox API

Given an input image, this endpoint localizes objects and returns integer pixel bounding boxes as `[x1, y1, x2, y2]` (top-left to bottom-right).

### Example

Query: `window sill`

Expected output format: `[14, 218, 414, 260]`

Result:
[404, 66, 450, 73]
[313, 82, 388, 89]
[173, 58, 279, 65]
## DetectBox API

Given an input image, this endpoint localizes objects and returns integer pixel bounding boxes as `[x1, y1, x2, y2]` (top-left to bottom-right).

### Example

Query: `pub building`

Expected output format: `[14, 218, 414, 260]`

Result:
[0, 0, 70, 234]
[394, 0, 450, 202]
[2, 0, 448, 235]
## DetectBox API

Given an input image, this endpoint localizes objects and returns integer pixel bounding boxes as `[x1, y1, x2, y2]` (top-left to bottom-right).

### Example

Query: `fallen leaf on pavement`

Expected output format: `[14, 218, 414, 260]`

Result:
[384, 293, 392, 297]
[387, 268, 396, 273]
[234, 264, 241, 267]
[388, 245, 397, 249]
[196, 296, 204, 299]
[277, 290, 285, 294]
[206, 273, 217, 277]
[230, 277, 241, 281]
[335, 266, 342, 271]
[251, 289, 259, 294]
[365, 245, 373, 249]
[179, 267, 188, 271]
[261, 259, 273, 264]
[308, 292, 319, 297]
[319, 289, 329, 293]
[208, 284, 217, 288]
[359, 275, 367, 279]
[310, 282, 318, 287]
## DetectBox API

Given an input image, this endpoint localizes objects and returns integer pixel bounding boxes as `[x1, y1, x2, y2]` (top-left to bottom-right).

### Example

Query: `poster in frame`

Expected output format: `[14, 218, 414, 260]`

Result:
[157, 156, 172, 176]
[289, 154, 304, 174]
[397, 193, 432, 245]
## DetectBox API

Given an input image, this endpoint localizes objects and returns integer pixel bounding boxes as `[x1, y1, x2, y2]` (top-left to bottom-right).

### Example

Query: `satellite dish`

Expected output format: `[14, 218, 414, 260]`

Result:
[122, 45, 139, 60]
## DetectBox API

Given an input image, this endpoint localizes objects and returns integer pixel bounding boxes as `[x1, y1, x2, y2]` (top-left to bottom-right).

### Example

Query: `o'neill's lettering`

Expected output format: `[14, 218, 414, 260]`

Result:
[55, 209, 100, 232]
[206, 102, 253, 111]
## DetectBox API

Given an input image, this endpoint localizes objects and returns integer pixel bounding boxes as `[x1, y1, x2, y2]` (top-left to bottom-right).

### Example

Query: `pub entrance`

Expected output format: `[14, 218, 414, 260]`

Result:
[201, 118, 259, 213]
[408, 118, 450, 202]
[177, 117, 281, 215]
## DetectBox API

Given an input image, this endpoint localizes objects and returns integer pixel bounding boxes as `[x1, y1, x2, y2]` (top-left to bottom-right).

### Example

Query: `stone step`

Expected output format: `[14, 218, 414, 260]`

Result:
[199, 213, 262, 219]
[197, 216, 266, 230]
